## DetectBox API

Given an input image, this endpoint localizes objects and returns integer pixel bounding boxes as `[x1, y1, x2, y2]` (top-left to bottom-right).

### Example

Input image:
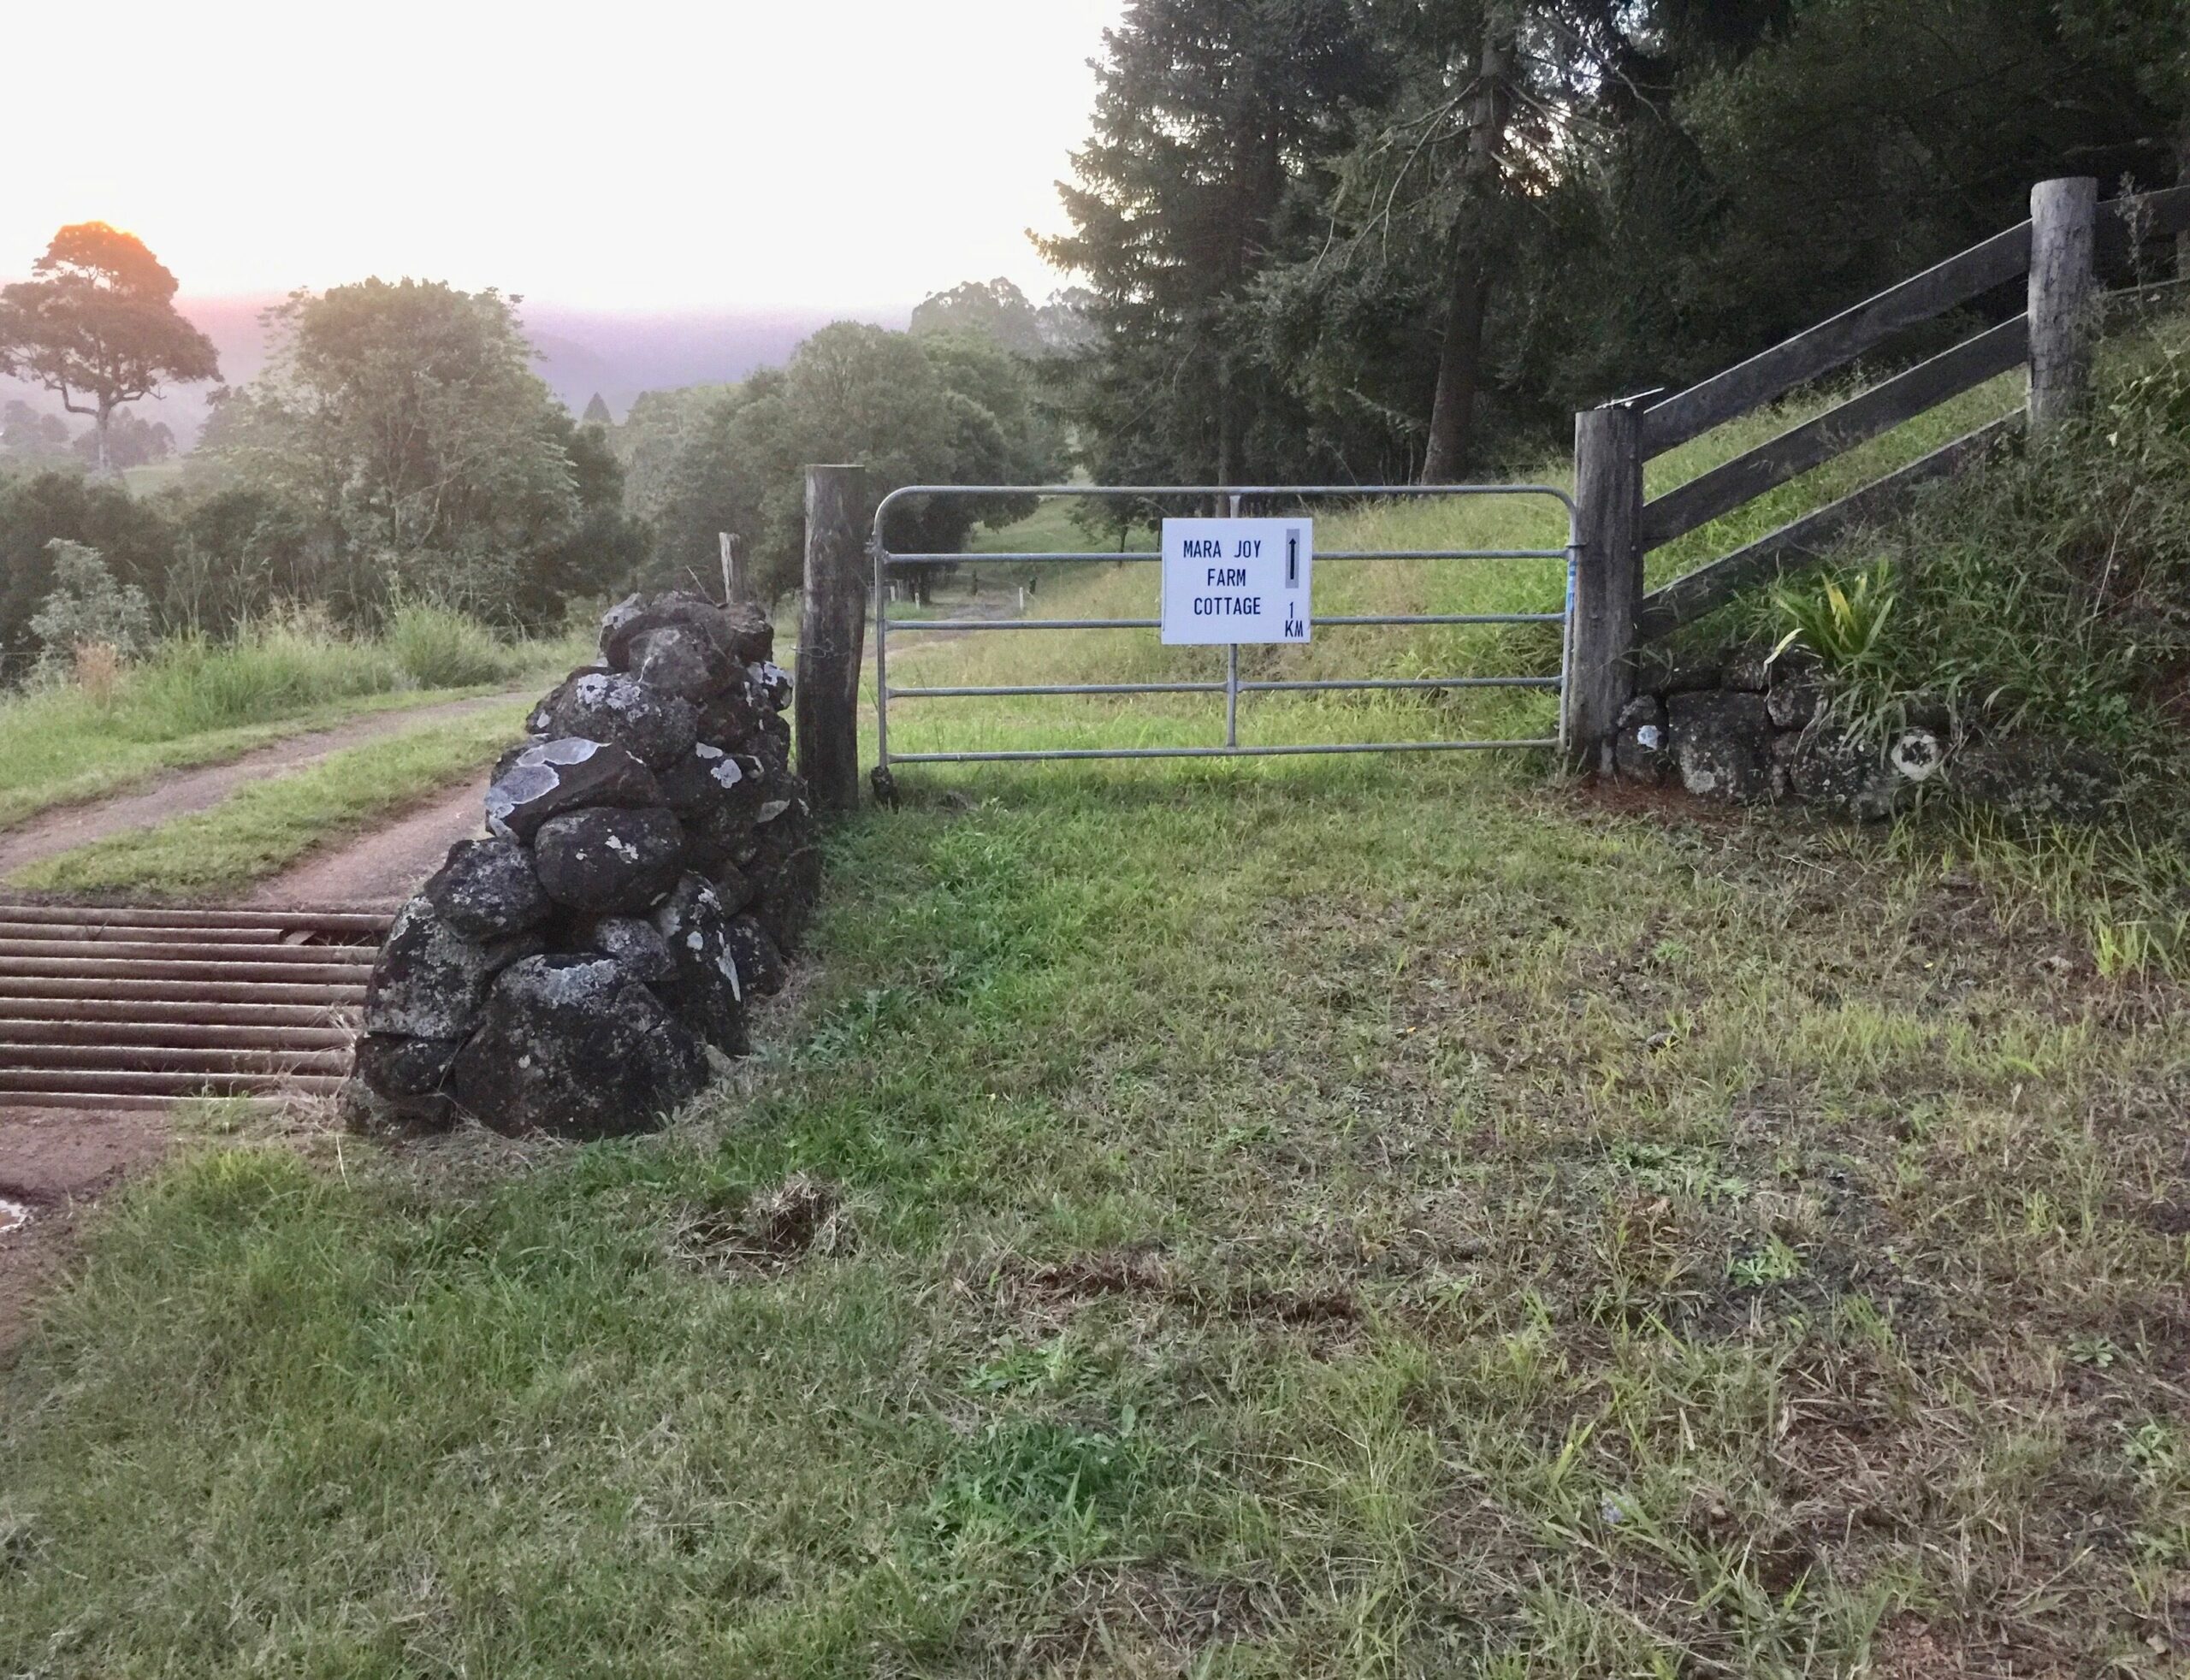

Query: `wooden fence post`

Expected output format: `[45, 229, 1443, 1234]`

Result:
[2028, 177, 2098, 434]
[1568, 402, 1645, 772]
[796, 464, 871, 817]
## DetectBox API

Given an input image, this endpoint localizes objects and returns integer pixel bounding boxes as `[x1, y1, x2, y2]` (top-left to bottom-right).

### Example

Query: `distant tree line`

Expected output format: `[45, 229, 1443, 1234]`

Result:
[0, 234, 647, 672]
[619, 308, 1066, 603]
[1043, 0, 2190, 488]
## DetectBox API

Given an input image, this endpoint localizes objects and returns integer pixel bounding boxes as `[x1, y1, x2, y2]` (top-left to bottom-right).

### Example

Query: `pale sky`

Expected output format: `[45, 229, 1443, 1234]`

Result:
[4, 0, 1125, 311]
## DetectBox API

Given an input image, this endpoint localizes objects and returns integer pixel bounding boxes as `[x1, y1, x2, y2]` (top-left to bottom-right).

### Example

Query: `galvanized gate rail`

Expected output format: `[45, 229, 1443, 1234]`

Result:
[872, 483, 1578, 769]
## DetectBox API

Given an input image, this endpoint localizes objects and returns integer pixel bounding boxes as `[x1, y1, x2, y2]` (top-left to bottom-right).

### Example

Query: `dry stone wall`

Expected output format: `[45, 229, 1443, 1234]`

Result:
[1612, 646, 2116, 821]
[345, 592, 819, 1140]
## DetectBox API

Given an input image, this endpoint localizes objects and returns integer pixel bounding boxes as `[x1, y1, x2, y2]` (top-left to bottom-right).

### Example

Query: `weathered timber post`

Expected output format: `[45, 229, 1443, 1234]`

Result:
[2028, 177, 2098, 435]
[718, 531, 750, 604]
[1567, 402, 1646, 772]
[796, 464, 872, 817]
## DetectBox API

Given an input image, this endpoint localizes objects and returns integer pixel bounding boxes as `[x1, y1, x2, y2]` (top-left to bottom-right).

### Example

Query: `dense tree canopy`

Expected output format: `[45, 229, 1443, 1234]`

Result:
[1044, 0, 2190, 488]
[199, 280, 644, 626]
[633, 322, 1062, 602]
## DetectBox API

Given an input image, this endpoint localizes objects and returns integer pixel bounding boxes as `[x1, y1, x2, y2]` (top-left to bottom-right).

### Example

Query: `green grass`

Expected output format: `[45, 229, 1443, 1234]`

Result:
[9, 704, 528, 896]
[4, 755, 2185, 1674]
[0, 613, 586, 829]
[5, 340, 2187, 1675]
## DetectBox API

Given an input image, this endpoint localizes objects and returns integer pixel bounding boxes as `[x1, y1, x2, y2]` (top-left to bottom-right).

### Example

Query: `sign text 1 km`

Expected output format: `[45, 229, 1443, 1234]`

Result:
[1159, 518, 1313, 645]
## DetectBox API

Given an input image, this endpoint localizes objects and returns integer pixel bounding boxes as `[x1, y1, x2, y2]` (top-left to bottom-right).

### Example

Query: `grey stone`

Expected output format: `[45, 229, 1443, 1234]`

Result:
[601, 592, 772, 671]
[1613, 695, 1672, 786]
[1766, 669, 1825, 731]
[570, 915, 677, 983]
[533, 806, 685, 914]
[484, 738, 660, 842]
[629, 623, 736, 701]
[725, 913, 790, 997]
[363, 897, 538, 1040]
[1788, 725, 1905, 819]
[354, 1032, 465, 1101]
[1951, 736, 2119, 821]
[421, 838, 550, 939]
[1722, 650, 1773, 693]
[649, 875, 750, 1054]
[1632, 648, 1723, 697]
[449, 955, 709, 1139]
[530, 671, 697, 770]
[749, 842, 822, 958]
[1668, 690, 1773, 803]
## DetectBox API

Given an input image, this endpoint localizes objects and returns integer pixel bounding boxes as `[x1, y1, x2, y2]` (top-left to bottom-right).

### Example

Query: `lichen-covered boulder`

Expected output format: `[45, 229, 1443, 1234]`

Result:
[448, 955, 709, 1139]
[354, 1033, 465, 1107]
[533, 806, 685, 914]
[725, 913, 789, 997]
[601, 592, 772, 671]
[1668, 691, 1773, 802]
[484, 738, 660, 842]
[1787, 725, 1904, 819]
[628, 624, 735, 701]
[530, 671, 697, 770]
[363, 897, 537, 1040]
[1613, 695, 1671, 786]
[1950, 736, 2116, 821]
[421, 838, 550, 939]
[649, 875, 749, 1054]
[567, 914, 677, 983]
[749, 662, 795, 713]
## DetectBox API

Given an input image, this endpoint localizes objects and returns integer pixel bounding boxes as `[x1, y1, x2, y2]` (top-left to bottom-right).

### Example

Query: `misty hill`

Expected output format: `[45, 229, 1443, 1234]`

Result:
[2, 294, 914, 447]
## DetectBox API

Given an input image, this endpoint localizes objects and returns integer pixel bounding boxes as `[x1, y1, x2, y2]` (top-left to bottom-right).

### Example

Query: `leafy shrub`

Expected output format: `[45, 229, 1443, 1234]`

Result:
[383, 600, 515, 689]
[1770, 560, 1896, 674]
[28, 541, 153, 683]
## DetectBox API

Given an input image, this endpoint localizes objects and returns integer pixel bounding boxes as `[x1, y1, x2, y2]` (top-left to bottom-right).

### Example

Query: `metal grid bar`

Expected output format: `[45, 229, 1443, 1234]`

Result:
[871, 482, 1578, 772]
[892, 611, 1563, 633]
[888, 675, 1560, 700]
[886, 547, 1569, 565]
[890, 740, 1560, 764]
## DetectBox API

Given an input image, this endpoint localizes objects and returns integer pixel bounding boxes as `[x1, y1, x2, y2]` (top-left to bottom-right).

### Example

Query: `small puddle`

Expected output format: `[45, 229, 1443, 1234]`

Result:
[0, 1198, 29, 1235]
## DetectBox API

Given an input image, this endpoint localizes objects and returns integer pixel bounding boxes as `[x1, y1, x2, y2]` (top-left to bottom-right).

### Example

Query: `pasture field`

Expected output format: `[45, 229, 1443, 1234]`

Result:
[5, 370, 2186, 1676]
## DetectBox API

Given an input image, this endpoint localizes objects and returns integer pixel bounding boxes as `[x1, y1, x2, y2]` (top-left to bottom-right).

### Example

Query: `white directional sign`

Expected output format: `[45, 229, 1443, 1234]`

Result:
[1160, 518, 1313, 645]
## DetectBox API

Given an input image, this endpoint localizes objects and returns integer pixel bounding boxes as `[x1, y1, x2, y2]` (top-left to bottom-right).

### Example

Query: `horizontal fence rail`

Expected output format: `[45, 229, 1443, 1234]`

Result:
[1567, 176, 2190, 770]
[870, 483, 1578, 770]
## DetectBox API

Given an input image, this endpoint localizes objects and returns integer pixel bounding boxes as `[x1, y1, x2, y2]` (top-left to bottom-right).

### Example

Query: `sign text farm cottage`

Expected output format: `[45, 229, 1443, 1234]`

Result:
[1160, 518, 1313, 645]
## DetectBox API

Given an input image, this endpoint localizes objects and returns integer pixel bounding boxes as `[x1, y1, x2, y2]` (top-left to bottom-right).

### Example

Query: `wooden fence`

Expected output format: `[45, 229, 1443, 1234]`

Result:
[1566, 175, 2190, 767]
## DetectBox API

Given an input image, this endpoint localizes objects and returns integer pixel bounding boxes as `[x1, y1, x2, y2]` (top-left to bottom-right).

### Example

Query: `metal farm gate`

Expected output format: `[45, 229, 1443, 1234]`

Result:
[869, 483, 1578, 770]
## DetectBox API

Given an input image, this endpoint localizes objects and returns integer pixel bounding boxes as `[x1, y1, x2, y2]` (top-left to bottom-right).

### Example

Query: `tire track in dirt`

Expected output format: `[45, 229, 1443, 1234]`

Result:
[0, 691, 526, 881]
[246, 775, 490, 909]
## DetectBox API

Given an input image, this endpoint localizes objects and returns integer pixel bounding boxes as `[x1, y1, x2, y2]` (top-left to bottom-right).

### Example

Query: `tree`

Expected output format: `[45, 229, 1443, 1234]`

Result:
[70, 411, 173, 471]
[0, 471, 175, 667]
[208, 279, 584, 616]
[0, 400, 74, 466]
[1039, 0, 1381, 488]
[0, 223, 219, 476]
[582, 392, 613, 425]
[911, 279, 1051, 356]
[644, 322, 1061, 604]
[28, 541, 153, 681]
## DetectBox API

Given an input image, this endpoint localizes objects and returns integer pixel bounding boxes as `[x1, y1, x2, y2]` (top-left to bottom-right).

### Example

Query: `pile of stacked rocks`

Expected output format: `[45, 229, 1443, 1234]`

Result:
[1612, 646, 2114, 820]
[345, 592, 819, 1140]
